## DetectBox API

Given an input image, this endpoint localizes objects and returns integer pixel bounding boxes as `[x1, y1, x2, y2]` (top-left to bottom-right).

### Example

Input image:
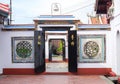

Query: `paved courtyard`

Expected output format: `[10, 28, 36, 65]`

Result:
[0, 75, 113, 84]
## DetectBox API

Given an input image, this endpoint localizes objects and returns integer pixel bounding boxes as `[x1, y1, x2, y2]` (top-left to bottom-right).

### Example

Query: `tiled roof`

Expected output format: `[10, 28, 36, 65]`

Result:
[101, 16, 108, 24]
[35, 15, 80, 21]
[90, 17, 101, 24]
[78, 24, 110, 28]
[89, 15, 108, 24]
[39, 15, 75, 18]
[0, 3, 10, 17]
[34, 15, 81, 24]
[0, 10, 9, 17]
[2, 24, 35, 30]
[78, 24, 110, 30]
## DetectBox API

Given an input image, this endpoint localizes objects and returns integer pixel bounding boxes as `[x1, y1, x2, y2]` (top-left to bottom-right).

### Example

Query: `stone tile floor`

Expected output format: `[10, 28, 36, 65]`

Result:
[46, 62, 68, 72]
[0, 75, 113, 84]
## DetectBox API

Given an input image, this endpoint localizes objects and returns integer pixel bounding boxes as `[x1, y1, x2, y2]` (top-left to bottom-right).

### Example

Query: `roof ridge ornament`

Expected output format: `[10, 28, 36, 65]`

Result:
[51, 3, 61, 15]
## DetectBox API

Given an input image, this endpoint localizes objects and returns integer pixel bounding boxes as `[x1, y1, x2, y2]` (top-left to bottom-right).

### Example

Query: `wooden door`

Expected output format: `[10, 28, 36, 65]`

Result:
[68, 30, 77, 72]
[34, 31, 45, 73]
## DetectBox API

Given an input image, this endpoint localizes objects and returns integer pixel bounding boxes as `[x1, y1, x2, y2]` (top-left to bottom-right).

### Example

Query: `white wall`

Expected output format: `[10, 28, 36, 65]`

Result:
[0, 30, 34, 74]
[116, 31, 120, 75]
[0, 30, 69, 74]
[110, 0, 120, 75]
[0, 29, 116, 73]
[77, 30, 114, 69]
[0, 29, 117, 74]
[116, 26, 120, 75]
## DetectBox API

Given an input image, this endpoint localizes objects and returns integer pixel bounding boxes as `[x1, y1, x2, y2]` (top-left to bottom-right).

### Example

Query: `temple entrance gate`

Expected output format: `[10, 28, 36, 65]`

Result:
[34, 15, 79, 73]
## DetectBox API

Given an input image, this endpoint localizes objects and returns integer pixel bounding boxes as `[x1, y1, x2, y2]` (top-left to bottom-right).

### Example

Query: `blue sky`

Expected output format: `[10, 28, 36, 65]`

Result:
[0, 0, 95, 24]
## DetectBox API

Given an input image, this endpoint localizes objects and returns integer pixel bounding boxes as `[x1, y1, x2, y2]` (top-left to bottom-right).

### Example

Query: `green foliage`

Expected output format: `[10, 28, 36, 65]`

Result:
[56, 40, 63, 54]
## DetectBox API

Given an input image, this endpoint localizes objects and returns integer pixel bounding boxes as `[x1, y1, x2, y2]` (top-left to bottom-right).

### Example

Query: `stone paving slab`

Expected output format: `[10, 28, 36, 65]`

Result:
[0, 75, 114, 84]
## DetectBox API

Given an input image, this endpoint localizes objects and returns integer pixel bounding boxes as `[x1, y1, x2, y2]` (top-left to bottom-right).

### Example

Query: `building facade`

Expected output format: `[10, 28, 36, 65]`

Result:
[0, 0, 120, 75]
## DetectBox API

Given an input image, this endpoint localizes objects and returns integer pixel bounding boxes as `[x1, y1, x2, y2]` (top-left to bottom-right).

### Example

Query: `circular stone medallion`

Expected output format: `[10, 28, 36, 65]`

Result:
[84, 41, 99, 58]
[16, 41, 32, 58]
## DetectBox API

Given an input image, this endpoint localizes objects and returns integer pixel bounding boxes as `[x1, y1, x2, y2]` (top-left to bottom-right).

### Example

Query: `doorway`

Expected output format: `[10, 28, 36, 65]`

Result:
[46, 39, 68, 72]
[49, 39, 65, 62]
[34, 28, 77, 73]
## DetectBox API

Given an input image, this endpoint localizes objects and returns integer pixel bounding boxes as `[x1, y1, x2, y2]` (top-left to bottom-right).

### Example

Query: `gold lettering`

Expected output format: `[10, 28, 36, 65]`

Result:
[71, 41, 74, 46]
[38, 35, 41, 45]
[71, 34, 74, 40]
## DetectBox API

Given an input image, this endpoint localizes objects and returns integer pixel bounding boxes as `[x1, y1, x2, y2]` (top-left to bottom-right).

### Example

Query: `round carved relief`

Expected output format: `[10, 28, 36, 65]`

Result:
[84, 41, 99, 58]
[16, 41, 32, 58]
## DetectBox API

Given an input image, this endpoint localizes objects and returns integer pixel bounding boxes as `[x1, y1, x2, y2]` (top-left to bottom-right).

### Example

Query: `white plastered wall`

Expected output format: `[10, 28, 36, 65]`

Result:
[0, 30, 34, 74]
[111, 0, 120, 75]
[0, 19, 118, 74]
[0, 29, 116, 74]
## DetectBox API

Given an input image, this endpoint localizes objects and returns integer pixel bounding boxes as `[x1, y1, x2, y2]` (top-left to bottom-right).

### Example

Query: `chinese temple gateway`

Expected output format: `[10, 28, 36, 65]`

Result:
[1, 0, 120, 77]
[0, 15, 112, 75]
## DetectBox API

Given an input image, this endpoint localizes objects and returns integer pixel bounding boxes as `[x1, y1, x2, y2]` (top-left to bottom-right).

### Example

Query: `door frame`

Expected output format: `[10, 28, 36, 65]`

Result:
[34, 26, 77, 73]
[48, 39, 66, 62]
